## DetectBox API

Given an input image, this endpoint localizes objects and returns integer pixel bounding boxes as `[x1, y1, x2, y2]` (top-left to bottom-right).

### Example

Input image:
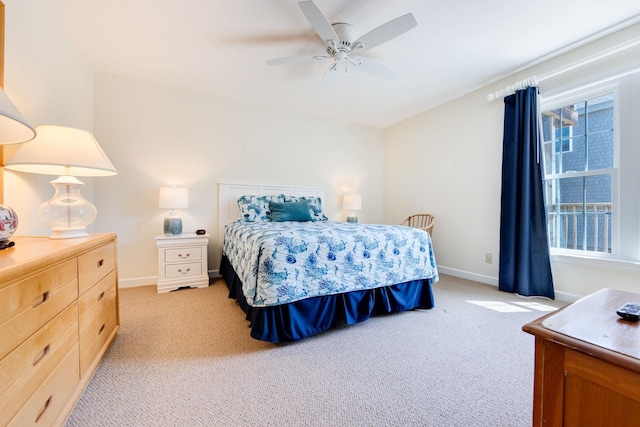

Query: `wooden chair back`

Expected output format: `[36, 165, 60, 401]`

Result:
[401, 214, 435, 236]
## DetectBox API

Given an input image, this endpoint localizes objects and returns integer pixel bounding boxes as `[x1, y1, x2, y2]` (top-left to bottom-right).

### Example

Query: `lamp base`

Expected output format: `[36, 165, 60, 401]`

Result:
[164, 217, 183, 235]
[49, 228, 90, 239]
[346, 216, 358, 223]
[38, 176, 97, 239]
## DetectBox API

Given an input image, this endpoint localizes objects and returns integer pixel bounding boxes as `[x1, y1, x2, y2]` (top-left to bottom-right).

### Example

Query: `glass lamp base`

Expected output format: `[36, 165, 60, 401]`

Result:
[49, 228, 90, 239]
[164, 217, 183, 235]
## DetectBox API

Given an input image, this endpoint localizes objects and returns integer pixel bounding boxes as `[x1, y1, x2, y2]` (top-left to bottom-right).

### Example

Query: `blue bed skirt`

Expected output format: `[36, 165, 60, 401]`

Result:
[220, 254, 435, 342]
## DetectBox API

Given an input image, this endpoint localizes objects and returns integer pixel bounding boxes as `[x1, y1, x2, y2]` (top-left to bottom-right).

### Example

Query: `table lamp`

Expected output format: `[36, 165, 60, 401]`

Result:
[159, 187, 188, 235]
[0, 89, 36, 248]
[0, 88, 36, 144]
[5, 125, 117, 238]
[343, 194, 361, 223]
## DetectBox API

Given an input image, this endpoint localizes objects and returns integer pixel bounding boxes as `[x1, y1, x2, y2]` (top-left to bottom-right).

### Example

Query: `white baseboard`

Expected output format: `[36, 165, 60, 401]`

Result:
[437, 265, 499, 287]
[118, 270, 221, 289]
[118, 276, 157, 289]
[437, 265, 580, 304]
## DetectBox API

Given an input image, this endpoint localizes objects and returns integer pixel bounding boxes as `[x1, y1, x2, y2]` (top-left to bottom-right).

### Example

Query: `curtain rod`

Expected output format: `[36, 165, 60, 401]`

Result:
[487, 35, 640, 102]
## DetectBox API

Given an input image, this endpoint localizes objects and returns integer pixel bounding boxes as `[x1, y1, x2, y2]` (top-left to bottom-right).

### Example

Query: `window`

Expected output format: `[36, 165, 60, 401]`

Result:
[542, 92, 615, 254]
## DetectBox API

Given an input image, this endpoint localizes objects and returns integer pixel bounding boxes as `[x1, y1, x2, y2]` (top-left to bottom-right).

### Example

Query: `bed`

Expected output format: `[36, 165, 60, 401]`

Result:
[218, 182, 439, 342]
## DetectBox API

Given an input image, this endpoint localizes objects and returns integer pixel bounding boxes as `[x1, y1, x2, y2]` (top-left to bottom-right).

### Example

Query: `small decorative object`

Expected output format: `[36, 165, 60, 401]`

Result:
[0, 204, 18, 249]
[159, 187, 189, 235]
[196, 229, 206, 235]
[343, 194, 362, 223]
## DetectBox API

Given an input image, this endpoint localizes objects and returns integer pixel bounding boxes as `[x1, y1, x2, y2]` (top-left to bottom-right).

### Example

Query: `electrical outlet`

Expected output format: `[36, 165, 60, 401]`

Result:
[485, 253, 493, 264]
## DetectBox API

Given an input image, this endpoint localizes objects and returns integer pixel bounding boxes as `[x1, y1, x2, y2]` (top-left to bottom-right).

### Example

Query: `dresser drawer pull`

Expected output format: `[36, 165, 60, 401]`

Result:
[32, 291, 50, 308]
[33, 344, 51, 367]
[99, 323, 106, 335]
[97, 259, 104, 268]
[177, 268, 191, 274]
[178, 253, 191, 259]
[35, 395, 53, 424]
[98, 291, 106, 302]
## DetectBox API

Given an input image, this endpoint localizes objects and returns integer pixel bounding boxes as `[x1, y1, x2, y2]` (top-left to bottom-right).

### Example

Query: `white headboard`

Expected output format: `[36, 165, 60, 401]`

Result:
[217, 182, 326, 262]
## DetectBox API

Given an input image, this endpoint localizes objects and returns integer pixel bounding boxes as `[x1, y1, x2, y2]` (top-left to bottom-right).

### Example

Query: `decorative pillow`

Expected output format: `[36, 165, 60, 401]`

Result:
[283, 196, 329, 221]
[237, 194, 285, 222]
[269, 200, 313, 222]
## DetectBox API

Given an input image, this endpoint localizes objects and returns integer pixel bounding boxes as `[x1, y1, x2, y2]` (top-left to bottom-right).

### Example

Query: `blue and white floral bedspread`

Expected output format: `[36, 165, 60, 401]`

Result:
[223, 221, 439, 307]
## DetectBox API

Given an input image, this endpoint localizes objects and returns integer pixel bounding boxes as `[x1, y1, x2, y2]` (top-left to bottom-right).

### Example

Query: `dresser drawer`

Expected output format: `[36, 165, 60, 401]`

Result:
[78, 241, 116, 295]
[79, 298, 118, 377]
[7, 343, 79, 427]
[164, 246, 202, 263]
[79, 270, 117, 339]
[0, 303, 77, 426]
[0, 260, 78, 360]
[165, 261, 203, 279]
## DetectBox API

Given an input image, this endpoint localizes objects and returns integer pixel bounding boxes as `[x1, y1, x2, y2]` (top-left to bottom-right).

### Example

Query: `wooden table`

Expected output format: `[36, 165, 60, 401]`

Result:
[523, 288, 640, 426]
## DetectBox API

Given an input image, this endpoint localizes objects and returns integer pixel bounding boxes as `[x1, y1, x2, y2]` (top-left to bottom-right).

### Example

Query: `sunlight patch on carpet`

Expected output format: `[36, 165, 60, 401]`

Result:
[511, 301, 558, 312]
[467, 301, 531, 312]
[466, 300, 559, 313]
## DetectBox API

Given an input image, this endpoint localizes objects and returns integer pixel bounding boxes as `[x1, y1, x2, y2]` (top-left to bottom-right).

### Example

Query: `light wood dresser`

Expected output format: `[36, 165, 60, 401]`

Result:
[523, 288, 640, 426]
[0, 233, 119, 426]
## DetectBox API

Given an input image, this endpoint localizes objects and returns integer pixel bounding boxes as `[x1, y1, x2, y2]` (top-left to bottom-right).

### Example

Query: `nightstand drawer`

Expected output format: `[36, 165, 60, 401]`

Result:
[165, 262, 203, 279]
[7, 344, 79, 427]
[164, 247, 202, 263]
[0, 259, 78, 360]
[0, 303, 78, 426]
[78, 241, 116, 295]
[79, 298, 118, 377]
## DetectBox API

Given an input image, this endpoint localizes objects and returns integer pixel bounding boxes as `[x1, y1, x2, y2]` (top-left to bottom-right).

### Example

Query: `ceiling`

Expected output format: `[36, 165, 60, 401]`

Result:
[46, 0, 640, 129]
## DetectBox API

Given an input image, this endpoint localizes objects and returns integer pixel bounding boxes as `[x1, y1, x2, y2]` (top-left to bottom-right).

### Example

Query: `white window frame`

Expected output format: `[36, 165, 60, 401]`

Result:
[541, 83, 621, 261]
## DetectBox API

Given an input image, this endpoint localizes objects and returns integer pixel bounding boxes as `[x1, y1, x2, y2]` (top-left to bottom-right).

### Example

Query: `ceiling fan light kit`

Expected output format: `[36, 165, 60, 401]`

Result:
[266, 1, 417, 84]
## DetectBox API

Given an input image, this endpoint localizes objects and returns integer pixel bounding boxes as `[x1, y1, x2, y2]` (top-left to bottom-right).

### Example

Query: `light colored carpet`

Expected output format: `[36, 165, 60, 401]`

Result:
[66, 275, 565, 426]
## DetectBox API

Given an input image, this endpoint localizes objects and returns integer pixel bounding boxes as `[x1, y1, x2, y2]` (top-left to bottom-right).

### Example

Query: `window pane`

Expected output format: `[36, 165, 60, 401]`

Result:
[587, 94, 614, 133]
[542, 93, 614, 174]
[560, 135, 584, 172]
[546, 174, 612, 253]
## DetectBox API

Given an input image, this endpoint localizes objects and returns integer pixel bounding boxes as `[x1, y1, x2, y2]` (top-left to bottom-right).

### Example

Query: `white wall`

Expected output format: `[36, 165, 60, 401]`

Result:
[3, 0, 94, 236]
[384, 22, 640, 300]
[92, 72, 384, 283]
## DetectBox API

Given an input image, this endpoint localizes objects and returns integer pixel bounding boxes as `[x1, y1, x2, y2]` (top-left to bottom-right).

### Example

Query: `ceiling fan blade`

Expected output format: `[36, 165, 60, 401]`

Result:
[353, 13, 417, 52]
[299, 1, 339, 45]
[320, 62, 341, 92]
[353, 57, 396, 79]
[266, 54, 326, 66]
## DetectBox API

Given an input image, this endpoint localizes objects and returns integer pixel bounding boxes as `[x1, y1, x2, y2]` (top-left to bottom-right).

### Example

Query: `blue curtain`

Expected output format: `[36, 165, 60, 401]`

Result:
[499, 86, 554, 299]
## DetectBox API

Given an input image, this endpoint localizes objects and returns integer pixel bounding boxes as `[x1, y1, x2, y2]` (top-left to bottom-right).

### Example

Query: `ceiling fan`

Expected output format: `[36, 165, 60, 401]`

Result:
[266, 1, 418, 86]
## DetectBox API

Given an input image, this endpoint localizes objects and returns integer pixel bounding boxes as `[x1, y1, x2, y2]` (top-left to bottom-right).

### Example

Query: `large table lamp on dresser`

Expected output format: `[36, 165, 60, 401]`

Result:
[0, 88, 36, 249]
[5, 125, 117, 239]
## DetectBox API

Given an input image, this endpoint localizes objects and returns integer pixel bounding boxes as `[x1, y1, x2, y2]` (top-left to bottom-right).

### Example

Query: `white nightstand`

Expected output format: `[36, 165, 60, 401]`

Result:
[155, 233, 210, 293]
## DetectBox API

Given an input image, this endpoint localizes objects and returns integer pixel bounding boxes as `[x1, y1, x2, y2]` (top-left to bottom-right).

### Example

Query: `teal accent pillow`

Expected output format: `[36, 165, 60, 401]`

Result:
[283, 196, 329, 221]
[269, 200, 313, 222]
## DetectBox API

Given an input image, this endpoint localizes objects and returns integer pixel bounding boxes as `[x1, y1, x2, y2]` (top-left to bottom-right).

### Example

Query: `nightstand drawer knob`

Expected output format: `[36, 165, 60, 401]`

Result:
[178, 253, 191, 259]
[178, 268, 191, 274]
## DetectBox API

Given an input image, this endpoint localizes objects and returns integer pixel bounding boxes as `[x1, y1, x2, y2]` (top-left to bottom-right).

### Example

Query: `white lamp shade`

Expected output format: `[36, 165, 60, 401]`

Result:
[0, 89, 36, 144]
[4, 125, 117, 176]
[159, 187, 189, 209]
[343, 194, 362, 211]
